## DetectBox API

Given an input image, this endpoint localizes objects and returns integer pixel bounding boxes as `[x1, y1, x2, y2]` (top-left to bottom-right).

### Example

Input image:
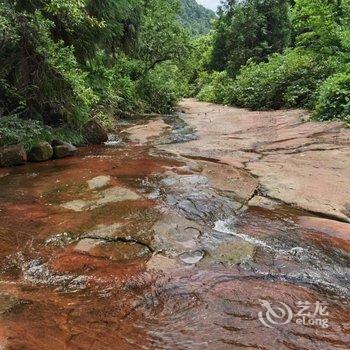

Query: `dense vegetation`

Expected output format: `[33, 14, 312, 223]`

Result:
[0, 0, 193, 148]
[195, 0, 350, 123]
[1, 0, 349, 152]
[179, 0, 216, 36]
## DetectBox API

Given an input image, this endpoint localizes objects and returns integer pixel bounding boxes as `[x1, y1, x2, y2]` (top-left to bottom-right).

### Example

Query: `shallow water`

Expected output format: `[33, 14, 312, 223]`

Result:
[0, 114, 349, 349]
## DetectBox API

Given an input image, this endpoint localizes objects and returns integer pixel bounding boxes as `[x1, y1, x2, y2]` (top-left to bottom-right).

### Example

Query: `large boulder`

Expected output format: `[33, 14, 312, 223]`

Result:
[28, 141, 53, 162]
[82, 120, 108, 145]
[51, 140, 77, 159]
[0, 144, 27, 167]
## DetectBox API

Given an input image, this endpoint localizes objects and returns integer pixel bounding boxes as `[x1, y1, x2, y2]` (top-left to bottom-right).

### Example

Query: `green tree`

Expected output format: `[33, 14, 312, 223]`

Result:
[210, 0, 291, 75]
[0, 0, 192, 127]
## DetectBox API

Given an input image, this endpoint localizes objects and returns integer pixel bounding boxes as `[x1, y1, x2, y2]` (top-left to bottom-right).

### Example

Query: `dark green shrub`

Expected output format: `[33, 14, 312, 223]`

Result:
[314, 71, 350, 123]
[210, 0, 291, 74]
[231, 49, 332, 110]
[0, 115, 84, 150]
[138, 64, 188, 113]
[196, 71, 234, 104]
[0, 115, 51, 150]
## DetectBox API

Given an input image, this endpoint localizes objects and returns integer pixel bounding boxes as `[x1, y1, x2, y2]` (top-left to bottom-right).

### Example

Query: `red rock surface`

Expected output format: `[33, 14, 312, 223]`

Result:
[162, 99, 350, 222]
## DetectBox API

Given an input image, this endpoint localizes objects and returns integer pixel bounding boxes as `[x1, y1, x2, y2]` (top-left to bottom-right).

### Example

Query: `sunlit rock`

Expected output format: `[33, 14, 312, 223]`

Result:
[87, 175, 111, 190]
[61, 186, 140, 212]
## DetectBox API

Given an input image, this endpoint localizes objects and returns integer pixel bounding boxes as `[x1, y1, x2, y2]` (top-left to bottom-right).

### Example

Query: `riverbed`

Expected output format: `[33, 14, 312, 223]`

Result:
[0, 100, 349, 349]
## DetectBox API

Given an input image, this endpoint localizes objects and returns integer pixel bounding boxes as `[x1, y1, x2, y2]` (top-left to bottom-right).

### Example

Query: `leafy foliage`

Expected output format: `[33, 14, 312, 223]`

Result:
[195, 0, 350, 123]
[0, 0, 194, 144]
[196, 71, 234, 104]
[314, 69, 350, 123]
[138, 64, 189, 113]
[0, 113, 86, 150]
[210, 0, 291, 74]
[231, 50, 333, 109]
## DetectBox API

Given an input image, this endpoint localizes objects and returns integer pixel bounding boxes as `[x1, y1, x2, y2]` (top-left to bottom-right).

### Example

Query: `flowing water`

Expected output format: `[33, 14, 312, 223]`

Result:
[0, 113, 349, 349]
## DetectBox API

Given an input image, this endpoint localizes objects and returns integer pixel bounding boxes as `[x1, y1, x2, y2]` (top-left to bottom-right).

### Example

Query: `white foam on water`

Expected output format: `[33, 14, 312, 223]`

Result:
[213, 219, 272, 249]
[213, 219, 309, 257]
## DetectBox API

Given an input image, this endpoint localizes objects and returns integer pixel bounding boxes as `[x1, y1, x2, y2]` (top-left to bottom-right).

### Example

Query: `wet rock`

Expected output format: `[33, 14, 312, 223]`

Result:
[179, 250, 205, 264]
[45, 232, 77, 247]
[161, 99, 350, 222]
[82, 120, 108, 145]
[60, 199, 93, 212]
[45, 224, 124, 249]
[203, 241, 255, 266]
[24, 260, 86, 290]
[83, 223, 123, 239]
[160, 172, 243, 222]
[61, 186, 140, 212]
[298, 216, 350, 252]
[248, 195, 279, 209]
[74, 238, 102, 253]
[53, 145, 72, 159]
[105, 134, 122, 147]
[87, 175, 111, 190]
[152, 212, 203, 255]
[146, 254, 180, 272]
[28, 141, 53, 162]
[0, 144, 27, 167]
[52, 140, 77, 159]
[97, 186, 140, 205]
[74, 238, 151, 261]
[200, 162, 259, 203]
[298, 216, 350, 237]
[0, 293, 24, 315]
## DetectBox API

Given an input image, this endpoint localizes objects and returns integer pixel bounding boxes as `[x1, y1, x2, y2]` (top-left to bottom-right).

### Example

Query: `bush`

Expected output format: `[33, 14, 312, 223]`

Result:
[231, 49, 332, 110]
[196, 71, 234, 104]
[138, 64, 188, 113]
[314, 71, 350, 123]
[0, 115, 84, 150]
[0, 116, 51, 150]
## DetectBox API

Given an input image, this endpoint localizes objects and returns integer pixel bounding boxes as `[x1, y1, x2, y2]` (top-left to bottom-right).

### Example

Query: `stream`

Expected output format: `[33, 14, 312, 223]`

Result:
[0, 106, 349, 349]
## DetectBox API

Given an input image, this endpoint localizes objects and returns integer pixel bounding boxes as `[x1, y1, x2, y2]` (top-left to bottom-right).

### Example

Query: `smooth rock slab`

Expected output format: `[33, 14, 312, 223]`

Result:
[161, 99, 350, 222]
[152, 212, 203, 255]
[87, 175, 111, 190]
[123, 118, 171, 144]
[201, 241, 255, 267]
[146, 254, 181, 272]
[248, 195, 279, 209]
[61, 186, 140, 212]
[74, 238, 150, 261]
[179, 250, 205, 264]
[200, 161, 259, 202]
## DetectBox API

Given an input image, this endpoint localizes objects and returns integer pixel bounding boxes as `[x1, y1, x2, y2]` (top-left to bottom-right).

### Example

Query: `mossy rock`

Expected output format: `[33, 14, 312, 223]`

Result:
[0, 144, 27, 167]
[82, 120, 108, 145]
[28, 141, 53, 162]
